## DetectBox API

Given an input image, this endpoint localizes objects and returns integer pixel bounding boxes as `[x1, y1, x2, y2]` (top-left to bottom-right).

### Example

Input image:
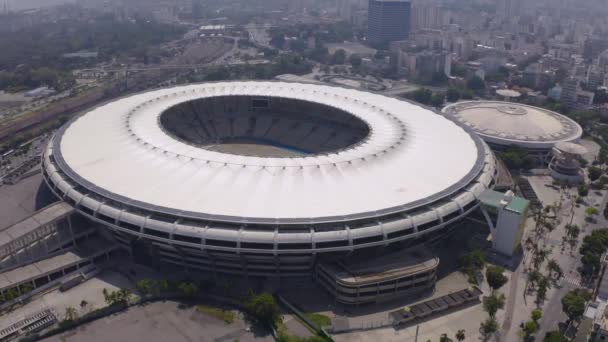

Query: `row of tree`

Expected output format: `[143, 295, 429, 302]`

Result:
[406, 76, 486, 108]
[0, 14, 185, 72]
[196, 54, 313, 82]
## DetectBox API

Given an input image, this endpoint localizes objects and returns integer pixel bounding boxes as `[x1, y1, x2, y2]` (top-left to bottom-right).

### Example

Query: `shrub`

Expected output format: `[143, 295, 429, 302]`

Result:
[304, 313, 331, 328]
[195, 305, 235, 324]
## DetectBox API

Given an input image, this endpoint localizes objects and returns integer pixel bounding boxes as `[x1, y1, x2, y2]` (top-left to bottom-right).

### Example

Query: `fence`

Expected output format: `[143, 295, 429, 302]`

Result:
[328, 318, 392, 334]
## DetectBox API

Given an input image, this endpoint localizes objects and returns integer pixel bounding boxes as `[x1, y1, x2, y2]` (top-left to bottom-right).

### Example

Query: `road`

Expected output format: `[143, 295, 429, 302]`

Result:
[498, 178, 608, 341]
[536, 188, 608, 338]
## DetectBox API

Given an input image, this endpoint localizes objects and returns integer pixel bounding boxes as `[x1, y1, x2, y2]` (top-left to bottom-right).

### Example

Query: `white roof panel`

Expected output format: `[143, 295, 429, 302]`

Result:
[56, 82, 482, 221]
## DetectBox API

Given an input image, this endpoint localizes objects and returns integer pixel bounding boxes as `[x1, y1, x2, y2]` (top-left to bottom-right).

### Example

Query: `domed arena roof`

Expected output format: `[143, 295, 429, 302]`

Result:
[442, 101, 582, 149]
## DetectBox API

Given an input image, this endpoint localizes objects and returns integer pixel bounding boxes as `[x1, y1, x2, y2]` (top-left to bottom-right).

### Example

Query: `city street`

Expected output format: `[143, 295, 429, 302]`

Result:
[500, 175, 608, 340]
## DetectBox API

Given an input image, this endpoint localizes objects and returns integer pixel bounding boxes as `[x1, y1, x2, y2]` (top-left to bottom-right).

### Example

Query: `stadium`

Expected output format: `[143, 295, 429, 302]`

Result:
[442, 101, 583, 163]
[42, 81, 497, 303]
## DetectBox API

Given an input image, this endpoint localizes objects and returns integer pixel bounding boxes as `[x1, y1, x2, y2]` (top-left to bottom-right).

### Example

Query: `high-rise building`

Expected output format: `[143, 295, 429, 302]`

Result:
[192, 0, 203, 19]
[411, 2, 447, 31]
[337, 0, 353, 21]
[497, 0, 523, 19]
[367, 0, 411, 47]
[479, 190, 529, 257]
[561, 77, 579, 109]
[397, 49, 451, 79]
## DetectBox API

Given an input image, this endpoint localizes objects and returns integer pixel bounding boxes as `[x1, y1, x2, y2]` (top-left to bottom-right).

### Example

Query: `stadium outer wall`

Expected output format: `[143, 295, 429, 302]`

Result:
[41, 83, 498, 279]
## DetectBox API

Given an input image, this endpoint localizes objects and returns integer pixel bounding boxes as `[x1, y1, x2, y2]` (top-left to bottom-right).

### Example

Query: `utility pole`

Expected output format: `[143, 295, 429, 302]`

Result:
[415, 324, 419, 342]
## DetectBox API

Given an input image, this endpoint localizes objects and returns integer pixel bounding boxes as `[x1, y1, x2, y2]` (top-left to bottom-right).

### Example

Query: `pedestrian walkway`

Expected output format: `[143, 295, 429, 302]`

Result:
[561, 274, 582, 287]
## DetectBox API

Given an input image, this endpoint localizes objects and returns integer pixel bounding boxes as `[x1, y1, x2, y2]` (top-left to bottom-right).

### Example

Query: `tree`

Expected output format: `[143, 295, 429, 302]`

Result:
[460, 88, 474, 99]
[482, 293, 506, 318]
[349, 54, 362, 68]
[451, 64, 467, 77]
[64, 306, 78, 321]
[564, 224, 580, 250]
[580, 229, 608, 277]
[117, 289, 133, 304]
[245, 292, 280, 328]
[546, 260, 563, 282]
[561, 289, 590, 322]
[411, 88, 433, 105]
[467, 76, 485, 91]
[536, 276, 550, 305]
[103, 288, 133, 306]
[289, 39, 307, 53]
[588, 166, 603, 181]
[455, 329, 466, 341]
[157, 279, 170, 294]
[531, 309, 542, 322]
[430, 93, 445, 107]
[446, 88, 461, 102]
[461, 249, 486, 283]
[136, 279, 153, 295]
[79, 300, 89, 312]
[523, 320, 538, 338]
[178, 282, 199, 298]
[499, 147, 534, 170]
[331, 49, 347, 65]
[543, 331, 568, 342]
[479, 317, 498, 341]
[486, 265, 508, 292]
[531, 246, 551, 271]
[585, 207, 599, 216]
[578, 183, 589, 197]
[270, 34, 285, 49]
[439, 333, 453, 342]
[102, 288, 110, 305]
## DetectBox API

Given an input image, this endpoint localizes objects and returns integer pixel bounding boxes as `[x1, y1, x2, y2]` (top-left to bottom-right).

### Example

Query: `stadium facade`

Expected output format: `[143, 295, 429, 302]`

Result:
[42, 82, 497, 303]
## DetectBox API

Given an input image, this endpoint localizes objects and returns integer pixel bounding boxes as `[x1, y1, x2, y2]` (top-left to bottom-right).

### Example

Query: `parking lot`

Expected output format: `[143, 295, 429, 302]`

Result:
[44, 300, 274, 342]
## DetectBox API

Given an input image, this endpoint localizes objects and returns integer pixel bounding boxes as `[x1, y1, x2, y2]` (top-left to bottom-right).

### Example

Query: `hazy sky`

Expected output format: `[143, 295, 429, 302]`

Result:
[6, 0, 76, 11]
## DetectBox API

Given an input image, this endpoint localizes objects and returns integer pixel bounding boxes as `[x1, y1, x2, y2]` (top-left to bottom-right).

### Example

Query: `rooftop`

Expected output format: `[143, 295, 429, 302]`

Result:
[442, 101, 582, 147]
[321, 248, 439, 286]
[0, 202, 74, 249]
[479, 189, 529, 214]
[54, 81, 484, 222]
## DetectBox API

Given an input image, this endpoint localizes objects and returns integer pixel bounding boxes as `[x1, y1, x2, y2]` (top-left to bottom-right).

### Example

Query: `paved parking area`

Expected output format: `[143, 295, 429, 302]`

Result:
[332, 302, 486, 342]
[44, 300, 274, 342]
[0, 174, 56, 230]
[0, 270, 132, 330]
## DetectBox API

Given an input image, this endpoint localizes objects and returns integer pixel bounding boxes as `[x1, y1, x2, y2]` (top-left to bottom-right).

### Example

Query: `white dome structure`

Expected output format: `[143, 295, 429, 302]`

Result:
[442, 101, 582, 162]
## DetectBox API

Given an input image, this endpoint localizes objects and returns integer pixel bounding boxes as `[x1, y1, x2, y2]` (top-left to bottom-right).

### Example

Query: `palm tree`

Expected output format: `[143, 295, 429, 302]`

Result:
[102, 288, 110, 304]
[157, 279, 169, 294]
[64, 306, 78, 321]
[79, 299, 89, 312]
[532, 247, 551, 271]
[439, 333, 453, 342]
[455, 329, 465, 341]
[117, 288, 133, 304]
[547, 259, 563, 283]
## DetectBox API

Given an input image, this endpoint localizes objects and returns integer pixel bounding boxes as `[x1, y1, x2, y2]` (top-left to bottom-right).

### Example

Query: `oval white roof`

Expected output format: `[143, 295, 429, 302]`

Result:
[442, 101, 582, 148]
[54, 82, 484, 221]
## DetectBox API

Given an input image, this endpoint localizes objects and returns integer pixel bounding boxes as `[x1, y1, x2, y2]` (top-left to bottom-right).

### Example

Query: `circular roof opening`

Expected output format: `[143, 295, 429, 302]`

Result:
[159, 95, 371, 158]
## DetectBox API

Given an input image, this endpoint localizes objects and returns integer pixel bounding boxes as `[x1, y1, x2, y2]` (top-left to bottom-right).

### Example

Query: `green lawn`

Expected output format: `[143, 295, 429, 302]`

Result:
[304, 313, 331, 328]
[195, 305, 235, 324]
